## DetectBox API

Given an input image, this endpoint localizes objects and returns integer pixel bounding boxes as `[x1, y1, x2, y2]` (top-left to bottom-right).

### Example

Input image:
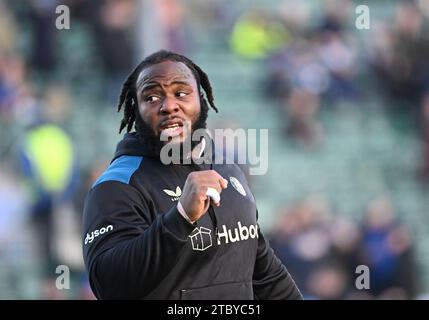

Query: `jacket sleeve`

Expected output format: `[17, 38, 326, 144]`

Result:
[82, 181, 195, 299]
[252, 222, 303, 300]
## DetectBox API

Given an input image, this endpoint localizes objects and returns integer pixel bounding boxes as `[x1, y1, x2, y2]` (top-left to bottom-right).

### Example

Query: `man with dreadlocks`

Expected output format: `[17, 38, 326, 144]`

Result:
[82, 50, 302, 300]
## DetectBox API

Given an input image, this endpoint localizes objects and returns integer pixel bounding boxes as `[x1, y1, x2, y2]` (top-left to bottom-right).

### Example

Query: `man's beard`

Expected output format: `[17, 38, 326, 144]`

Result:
[134, 103, 208, 160]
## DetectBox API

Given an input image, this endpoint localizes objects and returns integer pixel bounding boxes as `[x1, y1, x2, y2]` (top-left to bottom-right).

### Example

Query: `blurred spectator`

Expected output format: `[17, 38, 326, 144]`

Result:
[315, 22, 358, 102]
[357, 196, 419, 299]
[0, 0, 18, 54]
[92, 0, 137, 103]
[329, 216, 362, 286]
[230, 10, 290, 59]
[369, 1, 429, 118]
[27, 0, 60, 75]
[306, 263, 349, 299]
[155, 0, 189, 54]
[264, 41, 327, 148]
[319, 0, 353, 35]
[18, 111, 79, 298]
[0, 55, 34, 123]
[284, 88, 324, 148]
[0, 168, 29, 299]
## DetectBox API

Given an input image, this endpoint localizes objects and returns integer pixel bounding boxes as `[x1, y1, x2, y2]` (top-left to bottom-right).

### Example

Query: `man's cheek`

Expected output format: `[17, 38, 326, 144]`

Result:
[143, 115, 158, 134]
[190, 112, 201, 127]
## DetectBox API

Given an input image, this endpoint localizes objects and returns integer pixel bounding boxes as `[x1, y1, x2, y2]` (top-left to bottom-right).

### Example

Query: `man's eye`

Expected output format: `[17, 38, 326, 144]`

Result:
[146, 96, 160, 103]
[176, 92, 187, 98]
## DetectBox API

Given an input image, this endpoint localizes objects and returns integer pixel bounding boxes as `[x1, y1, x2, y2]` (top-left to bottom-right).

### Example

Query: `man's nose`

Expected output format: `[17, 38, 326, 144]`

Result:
[160, 96, 179, 114]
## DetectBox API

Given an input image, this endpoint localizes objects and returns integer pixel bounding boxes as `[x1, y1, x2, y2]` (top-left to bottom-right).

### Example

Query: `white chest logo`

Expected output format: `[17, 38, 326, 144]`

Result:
[163, 186, 182, 201]
[229, 177, 246, 197]
[189, 227, 212, 251]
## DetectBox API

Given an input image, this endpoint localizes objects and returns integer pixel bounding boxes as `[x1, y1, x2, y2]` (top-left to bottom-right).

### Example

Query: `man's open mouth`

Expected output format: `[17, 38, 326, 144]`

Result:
[160, 120, 184, 138]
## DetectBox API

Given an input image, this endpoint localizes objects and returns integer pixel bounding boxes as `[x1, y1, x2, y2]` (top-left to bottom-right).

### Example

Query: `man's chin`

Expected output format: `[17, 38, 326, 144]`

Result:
[161, 133, 188, 146]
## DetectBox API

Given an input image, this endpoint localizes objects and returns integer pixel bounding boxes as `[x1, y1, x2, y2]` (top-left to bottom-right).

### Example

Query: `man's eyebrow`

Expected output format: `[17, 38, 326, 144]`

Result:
[139, 80, 193, 92]
[139, 83, 162, 92]
[169, 80, 193, 87]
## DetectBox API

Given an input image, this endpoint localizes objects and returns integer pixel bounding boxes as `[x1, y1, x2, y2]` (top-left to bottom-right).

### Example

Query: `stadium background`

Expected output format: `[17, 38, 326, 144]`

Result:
[0, 0, 428, 299]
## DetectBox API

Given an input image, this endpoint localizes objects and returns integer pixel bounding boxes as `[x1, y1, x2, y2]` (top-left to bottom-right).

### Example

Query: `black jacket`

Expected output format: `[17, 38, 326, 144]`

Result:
[82, 133, 302, 300]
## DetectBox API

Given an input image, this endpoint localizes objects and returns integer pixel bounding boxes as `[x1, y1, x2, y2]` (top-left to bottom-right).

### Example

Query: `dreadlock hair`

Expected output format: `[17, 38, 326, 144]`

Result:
[117, 50, 218, 134]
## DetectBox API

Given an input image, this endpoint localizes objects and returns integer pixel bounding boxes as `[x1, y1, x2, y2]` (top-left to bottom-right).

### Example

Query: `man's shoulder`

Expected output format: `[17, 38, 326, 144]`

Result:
[92, 155, 144, 189]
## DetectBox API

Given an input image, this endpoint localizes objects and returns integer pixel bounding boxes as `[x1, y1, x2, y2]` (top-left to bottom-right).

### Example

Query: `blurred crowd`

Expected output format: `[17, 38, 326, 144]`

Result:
[0, 0, 428, 299]
[269, 195, 419, 299]
[230, 0, 429, 184]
